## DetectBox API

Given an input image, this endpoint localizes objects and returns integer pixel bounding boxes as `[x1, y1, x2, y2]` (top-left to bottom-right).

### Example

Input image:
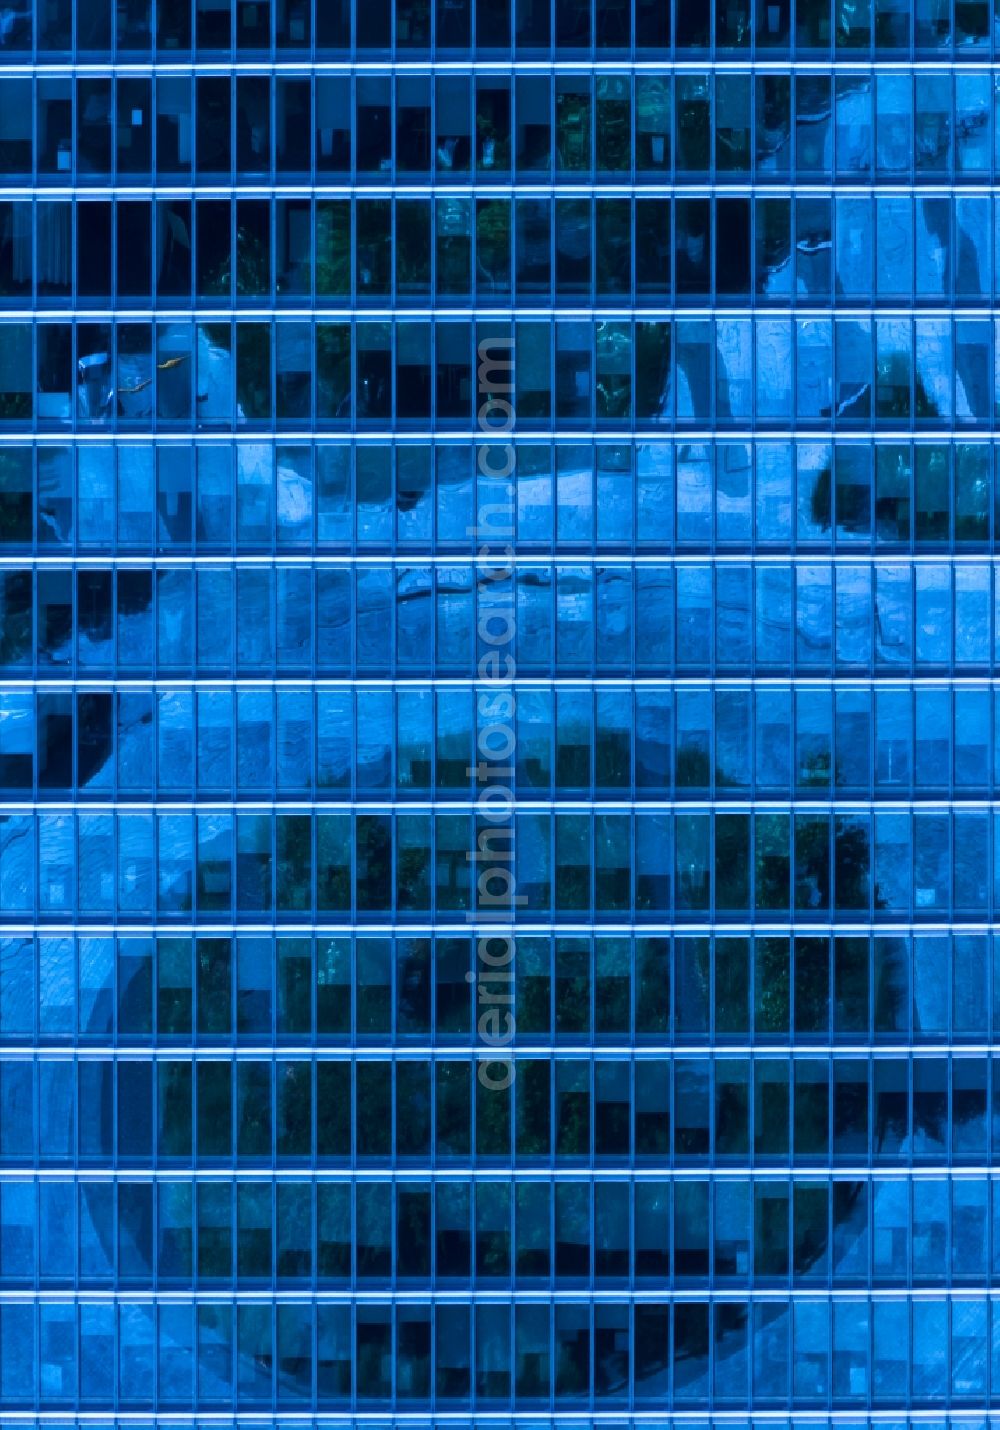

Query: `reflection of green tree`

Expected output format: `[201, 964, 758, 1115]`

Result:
[235, 224, 271, 296]
[278, 817, 311, 910]
[676, 93, 710, 169]
[873, 973, 903, 1038]
[556, 1088, 589, 1156]
[398, 0, 430, 42]
[810, 462, 831, 530]
[876, 352, 911, 419]
[396, 206, 431, 292]
[396, 844, 430, 912]
[396, 940, 431, 1034]
[761, 74, 790, 127]
[759, 202, 790, 274]
[596, 375, 631, 420]
[877, 355, 953, 426]
[201, 322, 231, 351]
[204, 220, 272, 297]
[597, 970, 629, 1032]
[676, 745, 710, 788]
[555, 94, 591, 171]
[517, 1061, 550, 1155]
[836, 2, 868, 46]
[516, 969, 550, 1035]
[356, 1066, 391, 1156]
[675, 937, 709, 1031]
[316, 203, 351, 296]
[635, 322, 670, 419]
[792, 1185, 830, 1277]
[476, 113, 510, 171]
[356, 818, 391, 910]
[0, 452, 30, 540]
[435, 1065, 470, 1155]
[635, 938, 669, 1034]
[396, 1187, 431, 1276]
[715, 816, 749, 910]
[794, 816, 830, 910]
[596, 201, 630, 294]
[751, 812, 883, 1033]
[397, 1069, 431, 1156]
[717, 120, 750, 172]
[0, 392, 30, 420]
[955, 0, 988, 37]
[436, 232, 470, 293]
[316, 324, 351, 417]
[597, 97, 630, 171]
[236, 324, 270, 419]
[238, 1064, 271, 1155]
[554, 946, 586, 1029]
[476, 201, 510, 293]
[278, 1063, 311, 1152]
[834, 816, 880, 912]
[477, 1079, 510, 1157]
[754, 936, 789, 1034]
[0, 572, 29, 663]
[317, 1064, 351, 1154]
[915, 371, 938, 419]
[955, 452, 989, 541]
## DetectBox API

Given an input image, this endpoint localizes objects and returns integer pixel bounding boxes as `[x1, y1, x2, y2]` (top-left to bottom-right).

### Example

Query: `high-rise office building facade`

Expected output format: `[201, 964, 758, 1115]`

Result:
[0, 0, 998, 1419]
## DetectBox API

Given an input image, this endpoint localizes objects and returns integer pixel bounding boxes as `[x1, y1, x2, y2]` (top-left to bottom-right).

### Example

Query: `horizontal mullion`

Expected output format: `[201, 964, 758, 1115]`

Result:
[0, 920, 987, 934]
[4, 183, 999, 194]
[0, 551, 999, 563]
[0, 797, 993, 809]
[0, 1043, 996, 1057]
[5, 59, 1000, 72]
[8, 429, 1000, 441]
[3, 675, 998, 687]
[0, 1415, 977, 1426]
[0, 1286, 991, 1300]
[0, 1413, 969, 1426]
[8, 306, 1000, 318]
[0, 1164, 993, 1179]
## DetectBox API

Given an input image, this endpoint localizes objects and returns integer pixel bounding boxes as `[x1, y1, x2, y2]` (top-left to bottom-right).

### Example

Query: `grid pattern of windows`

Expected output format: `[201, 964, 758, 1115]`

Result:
[2, 0, 996, 1421]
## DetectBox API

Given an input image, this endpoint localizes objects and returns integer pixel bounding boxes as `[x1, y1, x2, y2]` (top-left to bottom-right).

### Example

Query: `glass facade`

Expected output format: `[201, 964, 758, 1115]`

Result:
[1, 0, 998, 1422]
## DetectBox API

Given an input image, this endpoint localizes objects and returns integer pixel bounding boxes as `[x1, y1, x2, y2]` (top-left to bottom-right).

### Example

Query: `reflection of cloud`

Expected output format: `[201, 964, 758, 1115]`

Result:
[276, 465, 312, 531]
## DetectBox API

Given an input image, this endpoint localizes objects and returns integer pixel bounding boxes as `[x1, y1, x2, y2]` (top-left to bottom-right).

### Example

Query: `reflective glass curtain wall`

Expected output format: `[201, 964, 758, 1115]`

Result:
[0, 0, 999, 1422]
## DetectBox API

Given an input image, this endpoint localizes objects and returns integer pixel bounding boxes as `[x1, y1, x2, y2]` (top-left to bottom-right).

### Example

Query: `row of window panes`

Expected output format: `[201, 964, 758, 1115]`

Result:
[8, 195, 1000, 310]
[3, 561, 999, 676]
[0, 807, 997, 920]
[3, 0, 998, 57]
[5, 931, 1000, 1045]
[5, 1172, 1000, 1298]
[0, 441, 995, 554]
[1, 1049, 998, 1167]
[0, 1294, 994, 1410]
[6, 684, 1000, 802]
[1, 1173, 997, 1288]
[10, 317, 1000, 431]
[3, 0, 997, 58]
[1, 72, 996, 182]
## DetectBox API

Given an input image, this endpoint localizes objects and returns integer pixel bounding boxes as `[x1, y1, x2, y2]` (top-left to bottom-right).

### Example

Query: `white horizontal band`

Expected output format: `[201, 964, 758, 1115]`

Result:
[0, 1164, 994, 1179]
[0, 1286, 990, 1300]
[5, 183, 1000, 196]
[0, 1042, 995, 1056]
[0, 921, 991, 933]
